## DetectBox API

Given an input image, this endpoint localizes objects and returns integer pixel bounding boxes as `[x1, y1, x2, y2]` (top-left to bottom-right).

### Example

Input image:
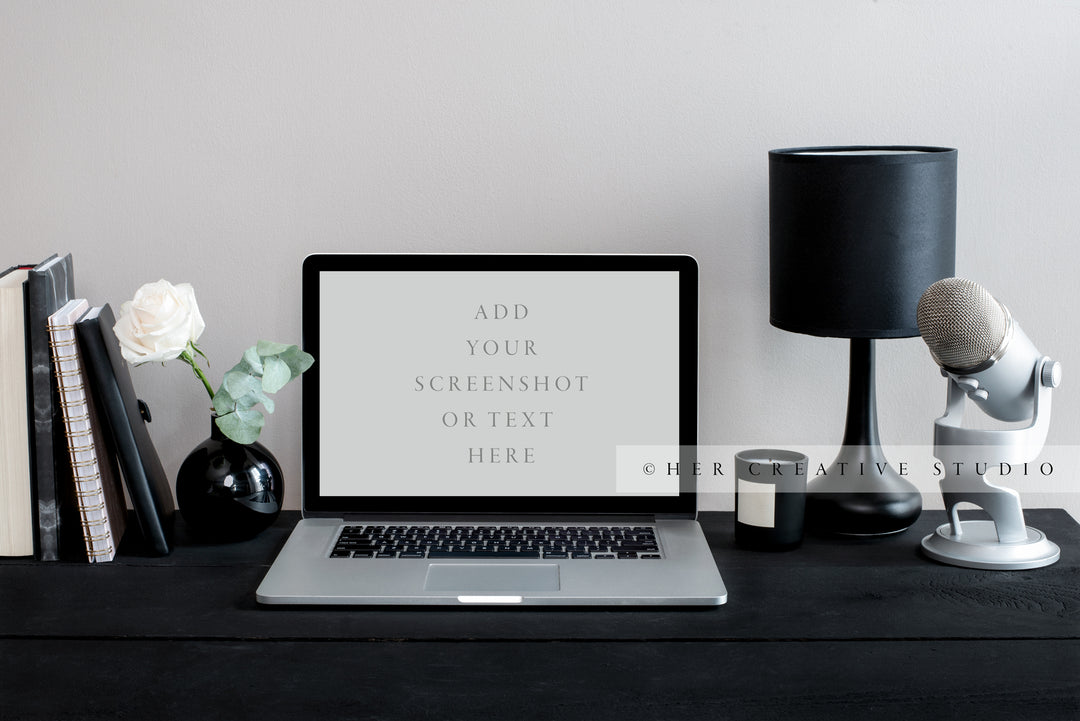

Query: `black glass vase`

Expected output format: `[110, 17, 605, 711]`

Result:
[175, 417, 283, 542]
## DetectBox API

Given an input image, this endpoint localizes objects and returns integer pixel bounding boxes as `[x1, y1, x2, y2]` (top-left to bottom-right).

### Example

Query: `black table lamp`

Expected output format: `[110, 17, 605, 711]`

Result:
[769, 146, 957, 536]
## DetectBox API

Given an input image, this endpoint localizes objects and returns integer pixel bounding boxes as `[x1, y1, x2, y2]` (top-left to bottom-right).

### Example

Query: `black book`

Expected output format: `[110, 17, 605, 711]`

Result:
[76, 304, 174, 556]
[26, 253, 77, 561]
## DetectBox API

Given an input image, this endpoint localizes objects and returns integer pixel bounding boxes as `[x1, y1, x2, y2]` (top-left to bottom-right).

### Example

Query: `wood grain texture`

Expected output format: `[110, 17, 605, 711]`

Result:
[2, 510, 1076, 642]
[1, 510, 1076, 717]
[2, 639, 1077, 721]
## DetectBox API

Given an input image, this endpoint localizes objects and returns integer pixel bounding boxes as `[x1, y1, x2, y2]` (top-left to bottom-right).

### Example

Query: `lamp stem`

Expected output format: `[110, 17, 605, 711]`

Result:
[841, 338, 880, 448]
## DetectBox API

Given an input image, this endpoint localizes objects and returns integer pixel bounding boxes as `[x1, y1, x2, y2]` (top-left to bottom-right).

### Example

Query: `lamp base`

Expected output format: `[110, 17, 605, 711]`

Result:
[805, 338, 922, 536]
[921, 520, 1060, 570]
[806, 444, 922, 536]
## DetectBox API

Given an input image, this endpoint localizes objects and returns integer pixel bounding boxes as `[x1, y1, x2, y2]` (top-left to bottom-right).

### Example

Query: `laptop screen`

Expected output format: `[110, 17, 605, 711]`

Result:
[301, 254, 697, 517]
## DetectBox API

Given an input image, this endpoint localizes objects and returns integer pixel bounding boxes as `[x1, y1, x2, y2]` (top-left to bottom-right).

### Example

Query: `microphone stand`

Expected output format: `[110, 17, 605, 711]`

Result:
[921, 357, 1061, 569]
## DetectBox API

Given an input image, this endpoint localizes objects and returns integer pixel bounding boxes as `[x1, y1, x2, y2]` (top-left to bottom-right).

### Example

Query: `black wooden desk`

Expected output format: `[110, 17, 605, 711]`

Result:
[2, 510, 1078, 720]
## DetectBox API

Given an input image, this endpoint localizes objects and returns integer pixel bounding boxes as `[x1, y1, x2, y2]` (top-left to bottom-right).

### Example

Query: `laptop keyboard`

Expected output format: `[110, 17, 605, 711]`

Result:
[329, 524, 662, 560]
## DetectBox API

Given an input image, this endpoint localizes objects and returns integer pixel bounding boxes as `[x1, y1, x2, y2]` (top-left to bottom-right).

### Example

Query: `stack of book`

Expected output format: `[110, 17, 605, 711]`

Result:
[0, 254, 175, 562]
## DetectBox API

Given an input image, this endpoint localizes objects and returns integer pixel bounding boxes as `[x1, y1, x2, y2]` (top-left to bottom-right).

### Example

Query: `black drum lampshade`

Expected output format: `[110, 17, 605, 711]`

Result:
[769, 146, 957, 535]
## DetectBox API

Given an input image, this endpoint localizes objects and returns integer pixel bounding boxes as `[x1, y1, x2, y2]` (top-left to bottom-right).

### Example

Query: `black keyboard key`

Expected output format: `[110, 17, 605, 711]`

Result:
[336, 524, 660, 560]
[616, 543, 660, 552]
[428, 550, 541, 559]
[339, 545, 382, 554]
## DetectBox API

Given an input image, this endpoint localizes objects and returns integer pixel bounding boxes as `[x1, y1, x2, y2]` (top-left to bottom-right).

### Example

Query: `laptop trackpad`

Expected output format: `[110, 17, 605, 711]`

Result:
[424, 563, 560, 592]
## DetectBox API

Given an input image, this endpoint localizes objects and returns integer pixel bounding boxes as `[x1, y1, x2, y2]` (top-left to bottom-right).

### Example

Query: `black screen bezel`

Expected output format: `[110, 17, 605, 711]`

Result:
[301, 253, 698, 518]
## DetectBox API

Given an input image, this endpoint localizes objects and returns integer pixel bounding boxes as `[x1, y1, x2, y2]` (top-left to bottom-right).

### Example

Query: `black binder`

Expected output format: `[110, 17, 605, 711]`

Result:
[76, 304, 174, 556]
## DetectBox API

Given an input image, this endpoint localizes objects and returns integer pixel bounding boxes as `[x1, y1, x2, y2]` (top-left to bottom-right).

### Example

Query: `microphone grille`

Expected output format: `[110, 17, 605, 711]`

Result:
[916, 277, 1008, 370]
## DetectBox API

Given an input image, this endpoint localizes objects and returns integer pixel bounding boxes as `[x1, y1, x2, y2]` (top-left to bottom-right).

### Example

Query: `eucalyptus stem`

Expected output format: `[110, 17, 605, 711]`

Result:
[180, 348, 216, 401]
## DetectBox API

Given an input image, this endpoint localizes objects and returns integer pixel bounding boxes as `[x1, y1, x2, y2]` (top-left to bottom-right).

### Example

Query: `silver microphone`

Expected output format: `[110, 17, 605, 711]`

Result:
[917, 277, 1061, 422]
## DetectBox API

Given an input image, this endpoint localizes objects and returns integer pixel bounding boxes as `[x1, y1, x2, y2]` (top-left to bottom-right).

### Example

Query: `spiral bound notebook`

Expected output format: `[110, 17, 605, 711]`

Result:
[48, 299, 126, 563]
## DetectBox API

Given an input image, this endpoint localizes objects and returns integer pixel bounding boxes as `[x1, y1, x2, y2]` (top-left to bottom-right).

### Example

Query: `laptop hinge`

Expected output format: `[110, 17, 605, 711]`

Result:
[334, 512, 666, 524]
[327, 513, 699, 524]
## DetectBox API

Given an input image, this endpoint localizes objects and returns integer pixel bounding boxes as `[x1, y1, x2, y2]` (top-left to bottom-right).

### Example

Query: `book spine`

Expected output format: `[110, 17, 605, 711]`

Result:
[0, 268, 35, 557]
[48, 318, 116, 563]
[26, 255, 74, 561]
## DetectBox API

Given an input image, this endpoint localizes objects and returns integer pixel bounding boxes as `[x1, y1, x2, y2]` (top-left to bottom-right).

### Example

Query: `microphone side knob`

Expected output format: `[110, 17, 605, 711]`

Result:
[1041, 359, 1062, 388]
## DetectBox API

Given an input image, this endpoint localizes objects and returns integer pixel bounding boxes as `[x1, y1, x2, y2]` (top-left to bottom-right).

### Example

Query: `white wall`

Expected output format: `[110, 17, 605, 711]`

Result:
[3, 1, 1078, 519]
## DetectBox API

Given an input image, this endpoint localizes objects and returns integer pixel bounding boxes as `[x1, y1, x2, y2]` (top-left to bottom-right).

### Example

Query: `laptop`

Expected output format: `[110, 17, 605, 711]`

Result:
[256, 253, 727, 606]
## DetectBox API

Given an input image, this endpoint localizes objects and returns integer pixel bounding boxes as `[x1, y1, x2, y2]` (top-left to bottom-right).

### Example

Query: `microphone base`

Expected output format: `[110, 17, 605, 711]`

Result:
[921, 520, 1060, 570]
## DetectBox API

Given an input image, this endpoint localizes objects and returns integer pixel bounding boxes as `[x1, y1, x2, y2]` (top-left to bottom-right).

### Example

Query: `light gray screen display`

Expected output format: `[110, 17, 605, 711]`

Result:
[319, 270, 680, 497]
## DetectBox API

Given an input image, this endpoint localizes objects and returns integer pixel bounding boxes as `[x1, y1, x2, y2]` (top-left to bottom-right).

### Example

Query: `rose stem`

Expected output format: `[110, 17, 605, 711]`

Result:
[181, 349, 216, 401]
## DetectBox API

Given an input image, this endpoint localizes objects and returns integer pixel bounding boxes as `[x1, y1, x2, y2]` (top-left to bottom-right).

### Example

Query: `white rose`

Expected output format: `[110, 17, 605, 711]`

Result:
[113, 279, 206, 364]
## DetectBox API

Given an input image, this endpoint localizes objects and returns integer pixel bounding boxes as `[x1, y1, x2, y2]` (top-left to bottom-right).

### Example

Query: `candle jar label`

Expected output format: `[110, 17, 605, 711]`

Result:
[736, 478, 776, 528]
